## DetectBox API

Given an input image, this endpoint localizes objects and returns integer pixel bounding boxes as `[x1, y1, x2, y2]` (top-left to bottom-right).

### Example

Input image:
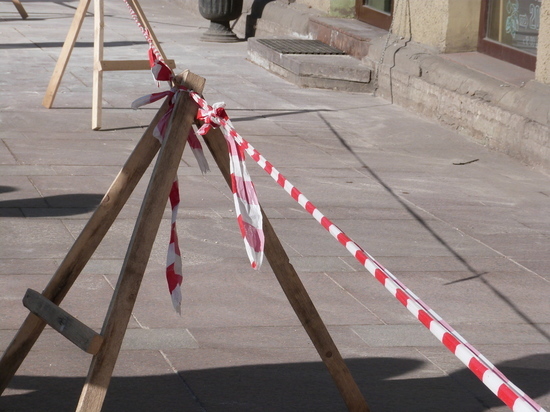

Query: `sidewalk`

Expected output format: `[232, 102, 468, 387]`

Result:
[1, 1, 549, 411]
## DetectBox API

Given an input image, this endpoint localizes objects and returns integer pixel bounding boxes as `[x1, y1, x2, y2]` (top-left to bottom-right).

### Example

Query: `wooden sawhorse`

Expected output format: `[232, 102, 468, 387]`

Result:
[0, 71, 369, 412]
[42, 0, 175, 130]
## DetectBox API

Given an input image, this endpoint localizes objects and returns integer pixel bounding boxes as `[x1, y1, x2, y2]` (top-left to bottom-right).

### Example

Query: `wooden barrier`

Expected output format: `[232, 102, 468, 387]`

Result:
[42, 0, 175, 130]
[0, 70, 369, 412]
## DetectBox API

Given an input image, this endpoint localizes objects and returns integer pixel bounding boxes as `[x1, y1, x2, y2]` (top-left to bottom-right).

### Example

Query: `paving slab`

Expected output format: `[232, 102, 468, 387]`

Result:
[0, 1, 549, 411]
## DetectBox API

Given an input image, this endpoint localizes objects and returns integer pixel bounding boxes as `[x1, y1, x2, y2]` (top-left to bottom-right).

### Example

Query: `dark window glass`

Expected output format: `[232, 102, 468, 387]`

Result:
[486, 0, 540, 55]
[478, 0, 538, 70]
[365, 0, 392, 14]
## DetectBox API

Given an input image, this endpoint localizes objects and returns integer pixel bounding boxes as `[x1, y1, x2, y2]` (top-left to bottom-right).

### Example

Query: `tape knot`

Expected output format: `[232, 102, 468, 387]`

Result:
[196, 102, 227, 135]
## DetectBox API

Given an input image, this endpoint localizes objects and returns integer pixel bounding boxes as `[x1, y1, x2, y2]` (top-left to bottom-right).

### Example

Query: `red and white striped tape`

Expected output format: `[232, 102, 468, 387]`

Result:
[122, 0, 215, 312]
[188, 97, 546, 412]
[166, 177, 183, 313]
[132, 87, 210, 312]
[192, 97, 264, 269]
[121, 0, 172, 82]
[122, 6, 545, 408]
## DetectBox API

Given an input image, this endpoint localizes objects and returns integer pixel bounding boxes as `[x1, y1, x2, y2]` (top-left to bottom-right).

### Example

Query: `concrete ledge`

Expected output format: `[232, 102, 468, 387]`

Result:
[309, 16, 387, 59]
[368, 37, 550, 172]
[248, 37, 372, 92]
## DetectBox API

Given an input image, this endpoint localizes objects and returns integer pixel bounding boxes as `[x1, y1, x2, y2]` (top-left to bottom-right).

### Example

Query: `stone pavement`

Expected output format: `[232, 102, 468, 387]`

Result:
[1, 1, 549, 411]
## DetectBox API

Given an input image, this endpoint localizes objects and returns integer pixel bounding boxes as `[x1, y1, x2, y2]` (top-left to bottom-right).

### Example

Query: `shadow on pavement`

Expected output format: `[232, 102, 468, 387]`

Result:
[1, 355, 548, 411]
[0, 186, 17, 194]
[317, 112, 550, 344]
[245, 0, 276, 39]
[0, 193, 103, 217]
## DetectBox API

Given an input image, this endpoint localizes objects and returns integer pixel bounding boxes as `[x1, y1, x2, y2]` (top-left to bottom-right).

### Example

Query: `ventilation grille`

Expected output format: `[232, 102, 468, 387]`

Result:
[257, 39, 345, 55]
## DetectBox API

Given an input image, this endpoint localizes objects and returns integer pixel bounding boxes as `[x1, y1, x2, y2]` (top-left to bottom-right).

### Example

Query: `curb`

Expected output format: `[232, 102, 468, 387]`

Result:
[171, 0, 550, 174]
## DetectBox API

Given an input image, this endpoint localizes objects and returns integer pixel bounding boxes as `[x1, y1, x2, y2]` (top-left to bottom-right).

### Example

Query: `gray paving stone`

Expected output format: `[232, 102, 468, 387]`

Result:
[0, 218, 73, 259]
[121, 328, 198, 350]
[0, 1, 548, 410]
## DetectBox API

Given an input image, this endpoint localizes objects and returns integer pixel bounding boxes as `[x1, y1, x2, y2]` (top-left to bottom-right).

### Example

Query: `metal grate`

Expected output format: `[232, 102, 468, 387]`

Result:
[257, 39, 345, 55]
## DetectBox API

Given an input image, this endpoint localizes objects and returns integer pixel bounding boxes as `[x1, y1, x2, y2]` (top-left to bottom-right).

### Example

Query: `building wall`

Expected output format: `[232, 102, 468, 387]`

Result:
[295, 0, 355, 17]
[304, 0, 549, 84]
[446, 0, 482, 52]
[390, 0, 481, 52]
[241, 0, 550, 171]
[536, 0, 550, 82]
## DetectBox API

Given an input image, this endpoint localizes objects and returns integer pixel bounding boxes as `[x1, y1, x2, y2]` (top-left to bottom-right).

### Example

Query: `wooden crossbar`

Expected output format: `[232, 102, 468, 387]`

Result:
[23, 289, 103, 355]
[98, 59, 176, 71]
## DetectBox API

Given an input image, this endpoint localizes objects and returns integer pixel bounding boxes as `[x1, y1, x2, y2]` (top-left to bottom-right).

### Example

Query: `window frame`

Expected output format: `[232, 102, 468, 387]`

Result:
[477, 0, 537, 71]
[355, 0, 393, 31]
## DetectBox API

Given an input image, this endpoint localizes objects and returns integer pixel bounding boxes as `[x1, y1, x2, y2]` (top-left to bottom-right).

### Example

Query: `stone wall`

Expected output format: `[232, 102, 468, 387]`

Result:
[371, 38, 550, 172]
[536, 0, 550, 83]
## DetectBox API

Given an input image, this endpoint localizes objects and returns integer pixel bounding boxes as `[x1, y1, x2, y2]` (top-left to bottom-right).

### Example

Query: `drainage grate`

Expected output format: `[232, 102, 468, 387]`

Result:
[257, 39, 345, 55]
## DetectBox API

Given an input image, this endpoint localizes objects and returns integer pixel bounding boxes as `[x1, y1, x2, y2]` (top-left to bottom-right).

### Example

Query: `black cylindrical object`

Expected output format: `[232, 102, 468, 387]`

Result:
[198, 0, 243, 42]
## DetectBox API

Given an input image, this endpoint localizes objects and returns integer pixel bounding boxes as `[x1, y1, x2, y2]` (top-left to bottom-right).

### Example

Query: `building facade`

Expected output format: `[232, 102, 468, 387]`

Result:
[300, 0, 549, 83]
[255, 0, 549, 172]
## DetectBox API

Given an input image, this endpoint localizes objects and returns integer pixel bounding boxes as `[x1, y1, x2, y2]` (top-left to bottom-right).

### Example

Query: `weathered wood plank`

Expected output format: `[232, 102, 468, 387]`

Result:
[75, 70, 206, 412]
[23, 289, 103, 355]
[92, 0, 104, 130]
[99, 59, 176, 71]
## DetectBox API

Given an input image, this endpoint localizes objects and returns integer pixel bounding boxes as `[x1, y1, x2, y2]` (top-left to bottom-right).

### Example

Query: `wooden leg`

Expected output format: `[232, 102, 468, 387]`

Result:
[0, 96, 172, 396]
[202, 127, 370, 412]
[92, 0, 104, 130]
[75, 71, 206, 412]
[12, 0, 28, 19]
[42, 0, 91, 108]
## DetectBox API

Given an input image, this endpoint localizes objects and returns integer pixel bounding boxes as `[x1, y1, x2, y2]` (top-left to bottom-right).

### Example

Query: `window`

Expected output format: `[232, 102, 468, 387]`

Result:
[356, 0, 393, 30]
[478, 0, 541, 71]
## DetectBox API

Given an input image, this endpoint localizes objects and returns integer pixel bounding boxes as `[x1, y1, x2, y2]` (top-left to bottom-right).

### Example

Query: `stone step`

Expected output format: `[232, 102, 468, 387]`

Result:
[247, 37, 373, 93]
[309, 16, 388, 60]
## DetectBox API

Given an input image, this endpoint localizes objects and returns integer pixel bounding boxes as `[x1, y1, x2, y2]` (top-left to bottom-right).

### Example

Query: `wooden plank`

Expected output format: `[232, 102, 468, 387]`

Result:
[75, 71, 206, 412]
[0, 94, 172, 396]
[201, 127, 370, 412]
[12, 0, 28, 19]
[92, 0, 104, 130]
[99, 59, 176, 72]
[23, 289, 103, 355]
[42, 0, 91, 108]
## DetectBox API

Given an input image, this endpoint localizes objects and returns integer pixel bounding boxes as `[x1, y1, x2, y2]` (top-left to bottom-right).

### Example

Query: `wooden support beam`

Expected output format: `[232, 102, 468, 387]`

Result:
[42, 0, 91, 109]
[23, 289, 103, 355]
[92, 0, 104, 130]
[201, 127, 370, 412]
[99, 59, 176, 72]
[12, 0, 28, 19]
[0, 95, 172, 396]
[42, 0, 176, 129]
[75, 71, 206, 412]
